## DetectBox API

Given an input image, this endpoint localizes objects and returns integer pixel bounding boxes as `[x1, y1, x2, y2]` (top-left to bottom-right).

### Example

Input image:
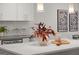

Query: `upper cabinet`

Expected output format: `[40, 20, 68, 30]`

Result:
[1, 3, 17, 21]
[16, 3, 34, 21]
[0, 3, 34, 21]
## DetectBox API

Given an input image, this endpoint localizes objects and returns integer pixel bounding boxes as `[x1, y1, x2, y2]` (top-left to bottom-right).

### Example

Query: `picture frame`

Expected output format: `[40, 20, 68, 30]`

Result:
[57, 9, 68, 32]
[69, 11, 78, 32]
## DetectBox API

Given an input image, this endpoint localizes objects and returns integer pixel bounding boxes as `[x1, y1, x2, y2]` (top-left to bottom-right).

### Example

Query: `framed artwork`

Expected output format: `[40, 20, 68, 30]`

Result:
[57, 9, 68, 32]
[69, 11, 78, 32]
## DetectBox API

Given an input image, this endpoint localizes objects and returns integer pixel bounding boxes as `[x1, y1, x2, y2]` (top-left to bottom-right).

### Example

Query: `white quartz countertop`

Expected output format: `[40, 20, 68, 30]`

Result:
[0, 39, 79, 55]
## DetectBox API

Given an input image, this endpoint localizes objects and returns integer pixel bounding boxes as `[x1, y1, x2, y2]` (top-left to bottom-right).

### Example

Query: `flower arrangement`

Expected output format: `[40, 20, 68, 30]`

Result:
[32, 22, 56, 46]
[32, 22, 70, 46]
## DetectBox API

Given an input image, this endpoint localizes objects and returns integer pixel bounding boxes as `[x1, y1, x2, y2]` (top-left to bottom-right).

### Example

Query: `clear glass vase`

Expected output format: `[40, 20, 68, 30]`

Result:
[37, 37, 48, 46]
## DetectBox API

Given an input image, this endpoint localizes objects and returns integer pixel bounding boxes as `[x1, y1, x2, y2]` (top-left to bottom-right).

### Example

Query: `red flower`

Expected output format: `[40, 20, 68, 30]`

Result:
[32, 22, 56, 42]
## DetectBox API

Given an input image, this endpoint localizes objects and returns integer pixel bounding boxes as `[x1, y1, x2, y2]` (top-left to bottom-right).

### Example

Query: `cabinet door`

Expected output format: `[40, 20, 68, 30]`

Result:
[16, 4, 24, 21]
[2, 3, 17, 21]
[16, 3, 34, 21]
[1, 3, 34, 21]
[0, 4, 3, 20]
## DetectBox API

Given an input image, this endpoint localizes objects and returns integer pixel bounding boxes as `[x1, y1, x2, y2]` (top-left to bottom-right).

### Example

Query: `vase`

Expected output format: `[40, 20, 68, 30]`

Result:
[37, 37, 48, 46]
[54, 33, 62, 46]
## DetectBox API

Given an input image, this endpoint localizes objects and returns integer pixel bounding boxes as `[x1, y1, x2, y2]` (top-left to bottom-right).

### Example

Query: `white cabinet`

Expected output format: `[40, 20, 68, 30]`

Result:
[2, 3, 17, 21]
[0, 3, 34, 21]
[16, 3, 34, 21]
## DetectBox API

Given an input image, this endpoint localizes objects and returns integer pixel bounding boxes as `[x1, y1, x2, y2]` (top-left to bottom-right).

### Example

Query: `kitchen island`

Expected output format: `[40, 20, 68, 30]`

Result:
[0, 39, 79, 55]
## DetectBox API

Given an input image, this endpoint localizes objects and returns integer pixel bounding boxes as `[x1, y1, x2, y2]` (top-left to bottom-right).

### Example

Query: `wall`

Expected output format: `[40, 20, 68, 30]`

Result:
[34, 3, 79, 39]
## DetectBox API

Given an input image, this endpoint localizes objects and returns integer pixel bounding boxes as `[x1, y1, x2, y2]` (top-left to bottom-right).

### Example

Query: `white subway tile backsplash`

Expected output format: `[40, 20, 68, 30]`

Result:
[0, 21, 34, 36]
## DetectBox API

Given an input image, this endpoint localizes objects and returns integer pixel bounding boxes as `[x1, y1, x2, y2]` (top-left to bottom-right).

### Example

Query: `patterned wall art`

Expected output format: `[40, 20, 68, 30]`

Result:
[57, 9, 68, 32]
[69, 11, 78, 32]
